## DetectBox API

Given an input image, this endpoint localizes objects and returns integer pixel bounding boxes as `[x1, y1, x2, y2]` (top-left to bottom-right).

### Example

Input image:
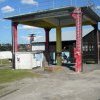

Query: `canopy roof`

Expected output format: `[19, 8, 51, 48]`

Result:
[5, 6, 100, 28]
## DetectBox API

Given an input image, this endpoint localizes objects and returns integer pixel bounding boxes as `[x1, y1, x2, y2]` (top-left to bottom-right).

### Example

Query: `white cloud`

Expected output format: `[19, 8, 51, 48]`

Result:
[95, 6, 100, 9]
[21, 0, 38, 5]
[19, 25, 39, 30]
[1, 5, 15, 13]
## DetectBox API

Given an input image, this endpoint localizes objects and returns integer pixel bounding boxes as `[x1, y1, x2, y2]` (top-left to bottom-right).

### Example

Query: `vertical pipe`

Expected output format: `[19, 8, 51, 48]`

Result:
[56, 26, 62, 66]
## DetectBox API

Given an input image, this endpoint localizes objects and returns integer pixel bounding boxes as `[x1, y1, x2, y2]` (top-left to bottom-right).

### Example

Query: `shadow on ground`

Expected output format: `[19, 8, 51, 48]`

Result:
[62, 63, 75, 71]
[62, 63, 100, 73]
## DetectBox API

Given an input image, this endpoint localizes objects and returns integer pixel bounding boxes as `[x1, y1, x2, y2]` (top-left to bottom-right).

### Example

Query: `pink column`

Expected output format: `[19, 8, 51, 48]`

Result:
[12, 22, 18, 69]
[44, 28, 51, 64]
[72, 8, 83, 72]
[12, 22, 18, 53]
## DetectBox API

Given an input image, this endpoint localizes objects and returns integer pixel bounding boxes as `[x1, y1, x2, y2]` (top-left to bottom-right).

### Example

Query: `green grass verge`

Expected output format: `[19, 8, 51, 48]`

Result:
[0, 59, 11, 67]
[0, 69, 40, 84]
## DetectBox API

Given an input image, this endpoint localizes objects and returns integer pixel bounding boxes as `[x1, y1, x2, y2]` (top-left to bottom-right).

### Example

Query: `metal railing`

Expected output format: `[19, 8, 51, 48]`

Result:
[1, 0, 100, 18]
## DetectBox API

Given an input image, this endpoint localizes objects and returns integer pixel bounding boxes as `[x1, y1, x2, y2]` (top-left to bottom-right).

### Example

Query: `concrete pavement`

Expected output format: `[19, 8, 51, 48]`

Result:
[0, 67, 100, 100]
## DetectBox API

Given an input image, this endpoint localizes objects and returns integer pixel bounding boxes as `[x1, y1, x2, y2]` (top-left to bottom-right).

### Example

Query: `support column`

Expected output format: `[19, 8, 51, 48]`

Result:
[56, 26, 62, 66]
[72, 8, 83, 72]
[12, 22, 18, 69]
[44, 28, 51, 64]
[92, 24, 99, 64]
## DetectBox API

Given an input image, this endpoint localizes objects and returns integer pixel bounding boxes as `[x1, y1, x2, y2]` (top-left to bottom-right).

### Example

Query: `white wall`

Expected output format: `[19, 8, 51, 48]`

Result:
[15, 52, 33, 69]
[0, 51, 12, 59]
[32, 45, 45, 51]
[15, 52, 42, 69]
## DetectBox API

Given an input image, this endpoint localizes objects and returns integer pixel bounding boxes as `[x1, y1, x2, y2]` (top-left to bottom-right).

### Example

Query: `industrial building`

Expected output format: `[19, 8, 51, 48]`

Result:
[32, 28, 100, 64]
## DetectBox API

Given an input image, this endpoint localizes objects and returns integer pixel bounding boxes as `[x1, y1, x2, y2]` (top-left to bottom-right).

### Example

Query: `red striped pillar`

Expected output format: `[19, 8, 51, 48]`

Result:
[72, 8, 83, 72]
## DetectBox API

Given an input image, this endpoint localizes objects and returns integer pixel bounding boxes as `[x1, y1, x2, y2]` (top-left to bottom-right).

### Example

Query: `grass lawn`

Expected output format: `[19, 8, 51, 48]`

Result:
[0, 59, 11, 67]
[0, 69, 40, 84]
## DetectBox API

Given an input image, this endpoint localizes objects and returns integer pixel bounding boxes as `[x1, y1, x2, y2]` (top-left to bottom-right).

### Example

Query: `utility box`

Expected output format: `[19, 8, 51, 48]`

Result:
[15, 52, 42, 69]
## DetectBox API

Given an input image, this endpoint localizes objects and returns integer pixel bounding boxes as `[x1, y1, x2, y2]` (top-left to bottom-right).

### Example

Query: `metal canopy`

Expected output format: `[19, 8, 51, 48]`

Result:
[5, 6, 100, 28]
